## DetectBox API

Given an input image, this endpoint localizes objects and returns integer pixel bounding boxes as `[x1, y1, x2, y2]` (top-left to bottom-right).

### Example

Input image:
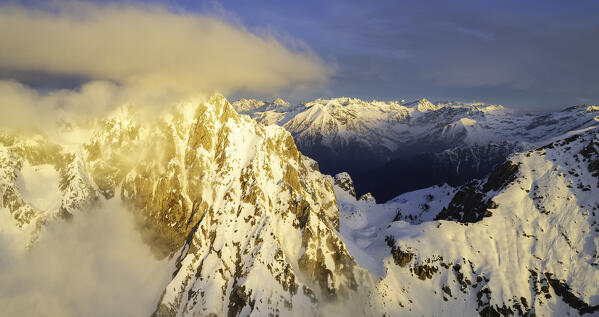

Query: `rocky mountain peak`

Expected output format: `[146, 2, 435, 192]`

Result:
[1, 94, 375, 316]
[404, 98, 439, 112]
[272, 97, 290, 107]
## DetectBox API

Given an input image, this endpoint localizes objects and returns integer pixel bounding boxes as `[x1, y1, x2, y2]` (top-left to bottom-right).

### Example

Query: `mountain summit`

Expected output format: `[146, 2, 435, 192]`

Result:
[1, 94, 370, 315]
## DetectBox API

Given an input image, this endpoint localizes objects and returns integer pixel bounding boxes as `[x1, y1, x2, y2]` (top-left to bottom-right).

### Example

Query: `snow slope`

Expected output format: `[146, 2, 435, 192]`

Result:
[333, 128, 599, 316]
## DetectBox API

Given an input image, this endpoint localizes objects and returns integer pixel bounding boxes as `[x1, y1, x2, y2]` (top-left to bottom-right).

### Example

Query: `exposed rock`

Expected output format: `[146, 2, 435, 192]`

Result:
[580, 134, 599, 187]
[385, 236, 413, 267]
[435, 160, 518, 223]
[412, 263, 438, 280]
[435, 182, 494, 223]
[333, 172, 356, 198]
[442, 285, 452, 297]
[358, 192, 376, 203]
[544, 273, 599, 315]
[482, 161, 519, 192]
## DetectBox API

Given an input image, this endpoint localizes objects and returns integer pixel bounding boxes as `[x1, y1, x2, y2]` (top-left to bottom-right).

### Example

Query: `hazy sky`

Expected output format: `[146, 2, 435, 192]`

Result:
[2, 0, 599, 110]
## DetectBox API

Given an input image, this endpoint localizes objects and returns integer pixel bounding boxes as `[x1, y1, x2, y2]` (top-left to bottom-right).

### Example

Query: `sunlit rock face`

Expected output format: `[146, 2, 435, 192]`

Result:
[134, 95, 370, 316]
[0, 94, 372, 316]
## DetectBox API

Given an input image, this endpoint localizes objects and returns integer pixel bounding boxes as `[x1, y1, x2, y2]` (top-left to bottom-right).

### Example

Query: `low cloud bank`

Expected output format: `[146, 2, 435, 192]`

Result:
[0, 200, 173, 317]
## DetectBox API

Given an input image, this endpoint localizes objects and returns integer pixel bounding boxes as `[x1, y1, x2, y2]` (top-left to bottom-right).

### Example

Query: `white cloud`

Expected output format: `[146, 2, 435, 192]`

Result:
[0, 200, 174, 317]
[0, 1, 333, 131]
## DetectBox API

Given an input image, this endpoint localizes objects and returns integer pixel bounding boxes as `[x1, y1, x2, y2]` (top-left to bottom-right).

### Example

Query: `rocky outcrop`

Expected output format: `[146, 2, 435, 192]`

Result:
[334, 172, 356, 198]
[385, 236, 413, 267]
[580, 133, 599, 187]
[358, 192, 375, 203]
[435, 161, 518, 223]
[434, 181, 493, 223]
[0, 133, 99, 245]
[482, 161, 519, 192]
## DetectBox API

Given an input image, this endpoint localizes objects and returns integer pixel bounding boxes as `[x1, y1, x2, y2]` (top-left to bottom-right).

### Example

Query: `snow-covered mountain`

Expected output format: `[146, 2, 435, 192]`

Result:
[233, 98, 599, 201]
[1, 94, 598, 316]
[333, 128, 599, 315]
[1, 95, 370, 315]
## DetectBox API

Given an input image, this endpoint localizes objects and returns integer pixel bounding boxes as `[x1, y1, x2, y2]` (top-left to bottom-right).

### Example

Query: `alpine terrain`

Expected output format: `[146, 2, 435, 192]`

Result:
[233, 98, 599, 201]
[1, 94, 598, 316]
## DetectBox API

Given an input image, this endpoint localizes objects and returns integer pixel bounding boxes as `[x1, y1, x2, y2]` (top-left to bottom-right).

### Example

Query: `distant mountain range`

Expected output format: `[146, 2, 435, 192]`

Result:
[234, 98, 599, 201]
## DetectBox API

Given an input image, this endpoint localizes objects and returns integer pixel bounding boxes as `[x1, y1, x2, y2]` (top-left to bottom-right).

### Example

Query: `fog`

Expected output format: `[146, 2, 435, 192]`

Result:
[0, 199, 174, 316]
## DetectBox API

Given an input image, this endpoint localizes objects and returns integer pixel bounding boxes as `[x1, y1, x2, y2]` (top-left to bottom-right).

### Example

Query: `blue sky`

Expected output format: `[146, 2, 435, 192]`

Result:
[2, 0, 599, 110]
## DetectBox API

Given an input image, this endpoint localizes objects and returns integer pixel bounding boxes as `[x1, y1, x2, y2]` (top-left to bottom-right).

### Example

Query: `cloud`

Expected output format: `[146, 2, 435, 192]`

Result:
[0, 78, 202, 133]
[0, 1, 332, 131]
[0, 2, 330, 93]
[0, 79, 120, 131]
[0, 200, 173, 317]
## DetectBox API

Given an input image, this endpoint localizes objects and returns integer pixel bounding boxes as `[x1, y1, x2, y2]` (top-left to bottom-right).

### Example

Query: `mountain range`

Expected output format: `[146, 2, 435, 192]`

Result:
[233, 97, 599, 201]
[1, 94, 598, 316]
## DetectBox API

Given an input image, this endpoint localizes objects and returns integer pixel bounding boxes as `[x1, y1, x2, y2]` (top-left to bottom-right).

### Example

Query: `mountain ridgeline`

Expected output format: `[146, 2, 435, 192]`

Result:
[234, 98, 599, 201]
[0, 95, 371, 316]
[0, 94, 598, 316]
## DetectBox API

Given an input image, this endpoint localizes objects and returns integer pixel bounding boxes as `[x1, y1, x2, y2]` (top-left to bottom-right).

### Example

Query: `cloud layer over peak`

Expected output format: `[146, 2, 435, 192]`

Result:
[0, 1, 332, 131]
[0, 2, 331, 94]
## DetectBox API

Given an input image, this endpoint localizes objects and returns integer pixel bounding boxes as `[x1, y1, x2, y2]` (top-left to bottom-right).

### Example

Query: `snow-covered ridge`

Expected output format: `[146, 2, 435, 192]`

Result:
[334, 128, 599, 315]
[234, 97, 598, 151]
